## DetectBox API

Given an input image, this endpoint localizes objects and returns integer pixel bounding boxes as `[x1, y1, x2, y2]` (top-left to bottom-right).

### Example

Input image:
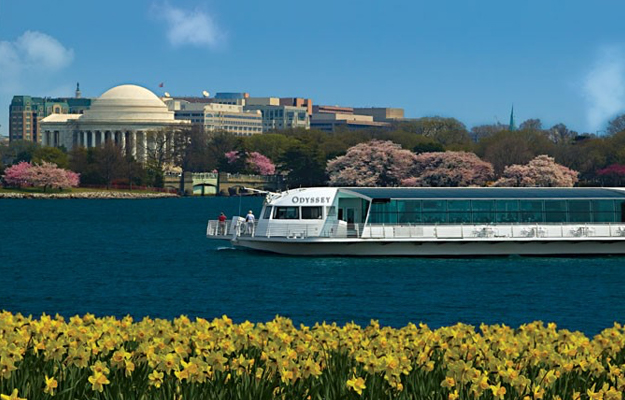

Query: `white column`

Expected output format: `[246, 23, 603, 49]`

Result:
[142, 131, 147, 162]
[82, 131, 88, 147]
[131, 131, 137, 158]
[90, 131, 96, 148]
[121, 131, 126, 154]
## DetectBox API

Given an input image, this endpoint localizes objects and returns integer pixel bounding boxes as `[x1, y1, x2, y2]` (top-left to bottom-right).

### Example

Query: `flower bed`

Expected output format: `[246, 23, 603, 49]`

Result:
[0, 311, 623, 399]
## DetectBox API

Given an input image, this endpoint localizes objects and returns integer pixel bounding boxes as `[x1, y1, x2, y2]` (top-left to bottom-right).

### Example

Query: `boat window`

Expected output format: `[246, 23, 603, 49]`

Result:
[520, 201, 544, 223]
[301, 206, 323, 219]
[545, 201, 567, 223]
[263, 206, 273, 220]
[273, 206, 299, 220]
[593, 200, 616, 222]
[568, 200, 591, 223]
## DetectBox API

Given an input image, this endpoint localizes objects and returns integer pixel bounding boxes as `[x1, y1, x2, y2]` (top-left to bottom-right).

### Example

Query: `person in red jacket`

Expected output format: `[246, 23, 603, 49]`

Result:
[218, 212, 227, 235]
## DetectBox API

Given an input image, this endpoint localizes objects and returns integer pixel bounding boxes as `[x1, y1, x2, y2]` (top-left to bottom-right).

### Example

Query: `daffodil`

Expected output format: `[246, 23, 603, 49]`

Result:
[0, 389, 26, 400]
[346, 375, 366, 395]
[44, 375, 58, 396]
[88, 371, 110, 392]
[148, 370, 164, 388]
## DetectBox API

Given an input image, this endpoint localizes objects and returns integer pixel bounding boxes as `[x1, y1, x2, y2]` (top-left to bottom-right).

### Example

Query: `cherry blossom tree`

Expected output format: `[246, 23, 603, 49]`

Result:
[326, 140, 417, 186]
[401, 151, 494, 187]
[26, 162, 80, 191]
[2, 161, 80, 191]
[224, 151, 276, 176]
[494, 155, 578, 187]
[2, 161, 32, 187]
[247, 152, 276, 175]
[596, 164, 625, 186]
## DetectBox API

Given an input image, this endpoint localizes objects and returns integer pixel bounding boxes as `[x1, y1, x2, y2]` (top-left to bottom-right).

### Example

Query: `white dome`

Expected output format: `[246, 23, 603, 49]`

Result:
[99, 84, 163, 102]
[81, 84, 175, 122]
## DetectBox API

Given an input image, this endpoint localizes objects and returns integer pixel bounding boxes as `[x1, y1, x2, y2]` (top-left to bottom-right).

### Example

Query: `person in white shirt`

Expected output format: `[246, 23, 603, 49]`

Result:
[245, 210, 255, 235]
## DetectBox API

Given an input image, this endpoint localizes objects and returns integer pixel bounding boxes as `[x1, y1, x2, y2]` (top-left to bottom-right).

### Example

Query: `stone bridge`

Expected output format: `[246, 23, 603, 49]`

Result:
[163, 172, 286, 196]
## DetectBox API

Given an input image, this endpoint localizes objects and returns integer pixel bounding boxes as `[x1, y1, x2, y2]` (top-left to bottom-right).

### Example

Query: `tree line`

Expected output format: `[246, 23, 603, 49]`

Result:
[2, 113, 625, 188]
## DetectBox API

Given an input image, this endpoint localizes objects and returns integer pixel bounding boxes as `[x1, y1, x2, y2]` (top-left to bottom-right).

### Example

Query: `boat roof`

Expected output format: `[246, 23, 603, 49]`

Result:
[340, 187, 625, 200]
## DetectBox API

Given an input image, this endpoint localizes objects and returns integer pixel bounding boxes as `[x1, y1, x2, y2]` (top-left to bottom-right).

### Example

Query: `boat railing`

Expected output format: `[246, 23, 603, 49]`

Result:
[208, 220, 625, 240]
[361, 223, 625, 239]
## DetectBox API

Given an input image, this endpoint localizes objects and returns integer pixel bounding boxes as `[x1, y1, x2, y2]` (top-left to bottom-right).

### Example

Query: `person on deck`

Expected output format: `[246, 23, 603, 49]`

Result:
[218, 212, 227, 235]
[245, 210, 255, 236]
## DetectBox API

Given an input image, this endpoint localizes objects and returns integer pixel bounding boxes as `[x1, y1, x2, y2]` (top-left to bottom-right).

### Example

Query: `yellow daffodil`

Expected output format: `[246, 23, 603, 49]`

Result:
[88, 371, 110, 392]
[346, 375, 366, 395]
[148, 370, 164, 388]
[44, 375, 58, 396]
[0, 389, 26, 400]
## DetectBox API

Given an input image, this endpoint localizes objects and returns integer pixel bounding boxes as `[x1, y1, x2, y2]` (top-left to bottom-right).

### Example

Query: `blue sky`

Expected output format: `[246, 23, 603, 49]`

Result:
[1, 0, 625, 136]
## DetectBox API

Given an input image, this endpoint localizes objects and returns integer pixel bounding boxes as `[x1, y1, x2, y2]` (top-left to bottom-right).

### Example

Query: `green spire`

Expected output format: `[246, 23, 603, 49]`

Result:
[509, 105, 516, 131]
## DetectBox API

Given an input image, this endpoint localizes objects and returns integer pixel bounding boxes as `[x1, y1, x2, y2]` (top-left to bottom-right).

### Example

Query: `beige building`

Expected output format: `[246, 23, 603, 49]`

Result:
[40, 84, 189, 161]
[353, 107, 404, 122]
[168, 100, 263, 136]
[311, 105, 390, 131]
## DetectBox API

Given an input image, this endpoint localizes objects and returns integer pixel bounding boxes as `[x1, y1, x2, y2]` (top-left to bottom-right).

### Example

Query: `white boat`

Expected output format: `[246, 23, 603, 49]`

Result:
[206, 187, 625, 256]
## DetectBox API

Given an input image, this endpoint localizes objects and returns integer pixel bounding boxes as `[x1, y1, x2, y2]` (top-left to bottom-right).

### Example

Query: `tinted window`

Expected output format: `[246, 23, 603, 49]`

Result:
[301, 206, 323, 219]
[263, 206, 272, 219]
[274, 207, 299, 220]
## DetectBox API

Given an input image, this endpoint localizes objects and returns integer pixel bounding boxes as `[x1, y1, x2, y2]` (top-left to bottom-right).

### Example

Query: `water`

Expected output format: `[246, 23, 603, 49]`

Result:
[1, 197, 624, 336]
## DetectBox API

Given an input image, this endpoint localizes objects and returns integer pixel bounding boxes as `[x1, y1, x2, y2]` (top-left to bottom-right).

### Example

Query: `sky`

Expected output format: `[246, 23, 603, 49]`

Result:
[1, 0, 625, 137]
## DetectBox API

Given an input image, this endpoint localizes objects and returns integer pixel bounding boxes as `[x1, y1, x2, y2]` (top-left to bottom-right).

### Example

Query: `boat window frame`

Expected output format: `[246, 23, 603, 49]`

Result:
[273, 206, 300, 220]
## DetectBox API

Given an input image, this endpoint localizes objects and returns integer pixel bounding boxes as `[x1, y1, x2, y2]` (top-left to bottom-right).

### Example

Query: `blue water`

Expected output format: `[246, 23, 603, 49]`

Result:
[1, 197, 624, 336]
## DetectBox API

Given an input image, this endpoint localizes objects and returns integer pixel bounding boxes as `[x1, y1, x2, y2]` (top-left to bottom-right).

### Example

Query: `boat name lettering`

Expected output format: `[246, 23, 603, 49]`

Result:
[292, 196, 331, 204]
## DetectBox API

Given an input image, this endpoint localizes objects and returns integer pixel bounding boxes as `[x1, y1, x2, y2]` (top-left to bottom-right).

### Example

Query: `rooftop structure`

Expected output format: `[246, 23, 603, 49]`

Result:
[311, 105, 390, 132]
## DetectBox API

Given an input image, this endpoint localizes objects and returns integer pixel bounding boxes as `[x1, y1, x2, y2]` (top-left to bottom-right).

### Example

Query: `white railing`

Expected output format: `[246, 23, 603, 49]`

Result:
[207, 220, 625, 240]
[361, 223, 625, 240]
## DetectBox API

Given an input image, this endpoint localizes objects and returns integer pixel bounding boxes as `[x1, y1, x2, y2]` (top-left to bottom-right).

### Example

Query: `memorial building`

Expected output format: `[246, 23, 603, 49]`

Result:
[40, 84, 188, 161]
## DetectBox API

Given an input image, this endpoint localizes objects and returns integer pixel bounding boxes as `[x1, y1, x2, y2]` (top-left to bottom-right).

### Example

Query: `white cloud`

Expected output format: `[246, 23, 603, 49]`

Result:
[151, 1, 224, 49]
[0, 30, 74, 73]
[0, 31, 74, 136]
[583, 46, 625, 131]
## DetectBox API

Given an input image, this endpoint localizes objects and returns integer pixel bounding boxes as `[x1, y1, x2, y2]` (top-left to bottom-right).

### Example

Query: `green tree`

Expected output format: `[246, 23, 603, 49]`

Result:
[279, 143, 327, 187]
[242, 133, 298, 162]
[477, 130, 555, 175]
[32, 146, 69, 169]
[94, 141, 123, 189]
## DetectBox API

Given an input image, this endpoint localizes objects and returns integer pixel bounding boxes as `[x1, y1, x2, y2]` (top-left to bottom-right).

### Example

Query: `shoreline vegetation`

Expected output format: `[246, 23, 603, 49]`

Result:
[0, 188, 178, 199]
[1, 311, 624, 399]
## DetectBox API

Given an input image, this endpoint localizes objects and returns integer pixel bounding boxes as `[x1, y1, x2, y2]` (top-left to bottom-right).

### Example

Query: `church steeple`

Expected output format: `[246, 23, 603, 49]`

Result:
[509, 105, 516, 131]
[75, 82, 81, 99]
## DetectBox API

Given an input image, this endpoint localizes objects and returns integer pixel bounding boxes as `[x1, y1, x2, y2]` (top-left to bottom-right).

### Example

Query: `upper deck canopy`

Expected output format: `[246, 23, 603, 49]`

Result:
[341, 187, 625, 200]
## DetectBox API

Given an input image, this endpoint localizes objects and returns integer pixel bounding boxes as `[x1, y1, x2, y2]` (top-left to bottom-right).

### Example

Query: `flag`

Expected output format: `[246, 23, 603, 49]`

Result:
[159, 82, 164, 88]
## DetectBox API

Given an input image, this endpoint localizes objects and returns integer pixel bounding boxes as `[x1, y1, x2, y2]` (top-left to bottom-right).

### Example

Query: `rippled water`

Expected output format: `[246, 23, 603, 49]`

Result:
[1, 197, 624, 335]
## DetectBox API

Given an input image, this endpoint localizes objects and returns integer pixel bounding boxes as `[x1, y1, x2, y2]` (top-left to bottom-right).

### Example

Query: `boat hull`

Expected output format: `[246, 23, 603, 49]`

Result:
[232, 237, 625, 256]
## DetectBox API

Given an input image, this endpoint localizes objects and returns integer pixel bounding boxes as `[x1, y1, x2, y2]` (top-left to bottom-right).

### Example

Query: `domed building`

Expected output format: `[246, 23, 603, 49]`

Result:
[41, 84, 189, 161]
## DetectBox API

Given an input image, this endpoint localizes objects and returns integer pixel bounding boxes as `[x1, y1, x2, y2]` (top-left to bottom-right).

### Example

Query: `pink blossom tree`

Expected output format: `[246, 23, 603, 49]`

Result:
[224, 151, 276, 175]
[326, 140, 417, 186]
[401, 151, 494, 187]
[2, 161, 80, 191]
[596, 164, 625, 186]
[26, 162, 80, 192]
[494, 155, 578, 187]
[2, 161, 32, 187]
[247, 152, 276, 175]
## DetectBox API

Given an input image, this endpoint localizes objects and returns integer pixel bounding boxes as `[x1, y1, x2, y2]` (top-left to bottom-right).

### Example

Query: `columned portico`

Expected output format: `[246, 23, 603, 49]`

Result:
[40, 84, 189, 162]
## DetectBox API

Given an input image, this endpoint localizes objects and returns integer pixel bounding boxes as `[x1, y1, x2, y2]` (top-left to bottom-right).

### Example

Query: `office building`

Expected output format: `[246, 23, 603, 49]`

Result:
[9, 84, 92, 143]
[171, 101, 263, 136]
